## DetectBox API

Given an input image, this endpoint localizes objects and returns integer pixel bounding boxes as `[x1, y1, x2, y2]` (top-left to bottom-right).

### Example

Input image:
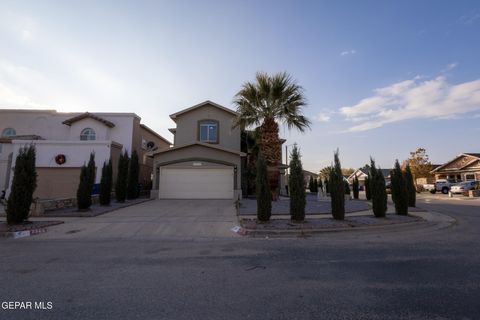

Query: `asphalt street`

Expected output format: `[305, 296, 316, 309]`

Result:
[1, 194, 479, 320]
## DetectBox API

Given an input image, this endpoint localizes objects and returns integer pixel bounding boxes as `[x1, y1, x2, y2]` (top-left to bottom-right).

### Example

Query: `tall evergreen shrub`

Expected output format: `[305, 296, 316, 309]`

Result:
[391, 159, 408, 215]
[405, 164, 416, 207]
[353, 176, 359, 199]
[365, 176, 371, 200]
[6, 144, 37, 224]
[312, 178, 318, 193]
[329, 150, 345, 220]
[369, 158, 387, 218]
[127, 150, 140, 199]
[99, 160, 113, 205]
[115, 150, 129, 202]
[77, 165, 92, 210]
[87, 152, 96, 192]
[308, 176, 314, 193]
[289, 146, 306, 222]
[256, 151, 271, 221]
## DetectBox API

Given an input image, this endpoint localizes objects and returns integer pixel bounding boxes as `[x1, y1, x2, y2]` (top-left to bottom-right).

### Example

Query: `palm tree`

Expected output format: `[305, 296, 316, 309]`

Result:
[233, 72, 310, 199]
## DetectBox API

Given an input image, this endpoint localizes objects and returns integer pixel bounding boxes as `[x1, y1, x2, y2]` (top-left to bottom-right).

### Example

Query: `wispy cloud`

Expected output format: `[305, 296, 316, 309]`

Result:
[340, 49, 356, 56]
[459, 12, 480, 25]
[316, 112, 331, 122]
[340, 73, 480, 132]
[442, 62, 458, 72]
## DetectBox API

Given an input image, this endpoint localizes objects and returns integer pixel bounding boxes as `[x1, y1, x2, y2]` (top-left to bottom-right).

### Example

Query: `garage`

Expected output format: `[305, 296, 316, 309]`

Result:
[159, 167, 234, 199]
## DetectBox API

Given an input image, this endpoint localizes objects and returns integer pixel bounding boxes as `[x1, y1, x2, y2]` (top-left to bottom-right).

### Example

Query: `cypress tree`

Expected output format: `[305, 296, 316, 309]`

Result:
[405, 164, 416, 207]
[289, 145, 306, 222]
[256, 151, 271, 222]
[353, 176, 359, 199]
[77, 164, 92, 210]
[318, 178, 323, 192]
[99, 159, 113, 206]
[344, 180, 351, 195]
[308, 176, 314, 193]
[312, 178, 318, 193]
[87, 152, 96, 193]
[329, 150, 345, 220]
[6, 144, 37, 224]
[127, 150, 140, 199]
[391, 159, 408, 215]
[365, 175, 371, 200]
[325, 179, 329, 194]
[369, 158, 387, 218]
[115, 150, 129, 202]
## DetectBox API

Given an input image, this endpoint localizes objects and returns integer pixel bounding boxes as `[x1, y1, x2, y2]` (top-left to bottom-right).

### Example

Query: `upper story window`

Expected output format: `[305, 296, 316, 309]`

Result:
[1, 128, 16, 137]
[80, 128, 96, 141]
[199, 120, 218, 143]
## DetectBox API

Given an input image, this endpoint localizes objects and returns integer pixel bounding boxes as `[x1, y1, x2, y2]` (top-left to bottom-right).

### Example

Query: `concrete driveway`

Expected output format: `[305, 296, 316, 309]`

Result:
[30, 199, 239, 240]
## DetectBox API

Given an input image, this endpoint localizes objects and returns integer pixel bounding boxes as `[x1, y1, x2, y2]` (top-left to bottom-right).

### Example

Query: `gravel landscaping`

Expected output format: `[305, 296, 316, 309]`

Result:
[42, 198, 152, 217]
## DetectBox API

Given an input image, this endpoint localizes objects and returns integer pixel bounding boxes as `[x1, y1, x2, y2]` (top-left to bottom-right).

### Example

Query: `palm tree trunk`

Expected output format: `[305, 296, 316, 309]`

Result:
[259, 117, 281, 200]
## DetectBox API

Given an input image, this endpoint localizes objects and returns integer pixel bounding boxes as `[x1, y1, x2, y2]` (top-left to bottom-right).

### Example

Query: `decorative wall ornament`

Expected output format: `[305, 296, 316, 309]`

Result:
[55, 154, 66, 165]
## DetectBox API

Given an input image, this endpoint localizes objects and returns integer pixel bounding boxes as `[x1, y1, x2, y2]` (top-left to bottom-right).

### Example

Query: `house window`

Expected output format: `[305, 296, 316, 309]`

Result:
[199, 120, 218, 143]
[465, 174, 475, 181]
[80, 128, 96, 141]
[1, 128, 16, 137]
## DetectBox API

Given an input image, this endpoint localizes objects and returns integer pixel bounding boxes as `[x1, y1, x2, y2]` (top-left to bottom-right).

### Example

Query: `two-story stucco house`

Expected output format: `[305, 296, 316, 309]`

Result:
[151, 101, 246, 200]
[0, 109, 170, 200]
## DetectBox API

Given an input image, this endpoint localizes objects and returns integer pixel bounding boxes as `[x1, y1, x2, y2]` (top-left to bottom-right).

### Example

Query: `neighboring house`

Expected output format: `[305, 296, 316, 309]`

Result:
[431, 153, 480, 182]
[0, 109, 170, 200]
[303, 170, 319, 187]
[150, 101, 246, 200]
[347, 167, 392, 188]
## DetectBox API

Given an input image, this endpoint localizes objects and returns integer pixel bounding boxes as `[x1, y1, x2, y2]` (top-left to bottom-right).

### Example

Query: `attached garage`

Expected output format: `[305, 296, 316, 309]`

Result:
[159, 167, 234, 199]
[35, 167, 81, 199]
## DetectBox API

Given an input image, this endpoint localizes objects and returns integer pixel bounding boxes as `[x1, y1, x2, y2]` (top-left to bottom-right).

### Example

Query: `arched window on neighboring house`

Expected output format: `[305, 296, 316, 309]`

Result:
[80, 128, 96, 141]
[1, 128, 16, 137]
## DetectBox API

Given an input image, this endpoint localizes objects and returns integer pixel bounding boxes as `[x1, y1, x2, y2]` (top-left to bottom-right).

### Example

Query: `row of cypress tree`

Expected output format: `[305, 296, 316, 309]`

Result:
[76, 150, 140, 210]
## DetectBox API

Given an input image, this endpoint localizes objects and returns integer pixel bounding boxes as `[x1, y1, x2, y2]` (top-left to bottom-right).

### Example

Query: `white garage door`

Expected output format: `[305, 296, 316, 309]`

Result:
[159, 167, 234, 199]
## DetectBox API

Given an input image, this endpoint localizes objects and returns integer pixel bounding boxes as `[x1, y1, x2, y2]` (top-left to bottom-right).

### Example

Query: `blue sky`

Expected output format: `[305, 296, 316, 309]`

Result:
[1, 0, 479, 171]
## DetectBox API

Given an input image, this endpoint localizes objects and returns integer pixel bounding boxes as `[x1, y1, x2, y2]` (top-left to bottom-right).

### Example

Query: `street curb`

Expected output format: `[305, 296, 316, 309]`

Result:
[1, 221, 65, 239]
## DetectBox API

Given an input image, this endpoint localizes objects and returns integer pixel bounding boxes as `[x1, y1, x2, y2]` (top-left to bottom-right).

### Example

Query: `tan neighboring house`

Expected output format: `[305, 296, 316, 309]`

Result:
[431, 153, 480, 182]
[150, 101, 245, 200]
[0, 109, 170, 200]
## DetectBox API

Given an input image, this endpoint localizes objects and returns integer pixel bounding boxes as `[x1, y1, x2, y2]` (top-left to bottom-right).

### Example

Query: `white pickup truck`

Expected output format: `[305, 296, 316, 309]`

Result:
[423, 179, 455, 194]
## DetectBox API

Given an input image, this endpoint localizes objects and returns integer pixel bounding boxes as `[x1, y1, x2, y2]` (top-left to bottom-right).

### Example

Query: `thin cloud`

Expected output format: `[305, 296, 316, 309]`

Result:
[340, 74, 480, 132]
[340, 49, 356, 56]
[316, 112, 331, 122]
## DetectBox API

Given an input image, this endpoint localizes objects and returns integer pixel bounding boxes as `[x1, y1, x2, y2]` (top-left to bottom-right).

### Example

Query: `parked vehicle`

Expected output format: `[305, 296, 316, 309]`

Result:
[423, 179, 455, 194]
[450, 181, 478, 194]
[385, 181, 392, 194]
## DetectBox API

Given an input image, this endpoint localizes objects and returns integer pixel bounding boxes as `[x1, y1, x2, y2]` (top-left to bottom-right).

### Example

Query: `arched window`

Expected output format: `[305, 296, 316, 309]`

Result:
[80, 128, 96, 141]
[1, 128, 16, 137]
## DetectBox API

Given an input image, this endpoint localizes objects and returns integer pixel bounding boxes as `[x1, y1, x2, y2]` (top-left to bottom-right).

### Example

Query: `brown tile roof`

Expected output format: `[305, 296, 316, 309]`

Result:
[62, 112, 115, 128]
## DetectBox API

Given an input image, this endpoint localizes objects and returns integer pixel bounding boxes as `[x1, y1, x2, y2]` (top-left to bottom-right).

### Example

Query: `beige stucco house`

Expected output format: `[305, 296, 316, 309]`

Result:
[151, 101, 245, 200]
[0, 109, 170, 200]
[431, 153, 480, 182]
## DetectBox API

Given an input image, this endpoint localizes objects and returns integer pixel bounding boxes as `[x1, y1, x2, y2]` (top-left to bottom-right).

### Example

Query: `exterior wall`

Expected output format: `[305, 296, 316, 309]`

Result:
[152, 145, 242, 199]
[173, 104, 240, 151]
[6, 140, 114, 199]
[0, 143, 13, 193]
[69, 118, 110, 141]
